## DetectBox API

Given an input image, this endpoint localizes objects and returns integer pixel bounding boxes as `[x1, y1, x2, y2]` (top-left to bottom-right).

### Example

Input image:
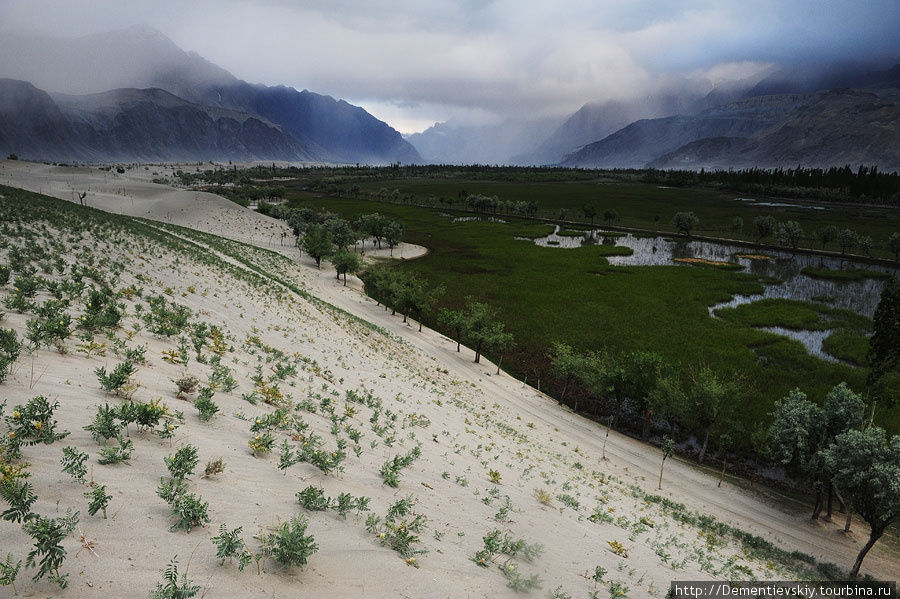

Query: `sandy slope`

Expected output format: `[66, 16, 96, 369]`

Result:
[0, 161, 895, 599]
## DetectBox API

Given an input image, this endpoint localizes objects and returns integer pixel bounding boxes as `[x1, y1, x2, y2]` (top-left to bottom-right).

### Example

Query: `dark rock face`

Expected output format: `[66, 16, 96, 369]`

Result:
[562, 90, 900, 171]
[0, 27, 420, 164]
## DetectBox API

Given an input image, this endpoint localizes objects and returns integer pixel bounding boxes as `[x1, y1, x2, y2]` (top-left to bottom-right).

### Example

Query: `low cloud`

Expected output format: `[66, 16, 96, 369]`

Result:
[1, 0, 896, 133]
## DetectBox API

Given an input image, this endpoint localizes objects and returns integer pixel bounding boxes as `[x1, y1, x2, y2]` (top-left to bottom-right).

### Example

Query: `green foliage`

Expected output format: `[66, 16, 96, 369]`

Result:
[194, 388, 219, 422]
[0, 552, 22, 594]
[775, 220, 804, 250]
[60, 446, 88, 484]
[820, 426, 900, 576]
[95, 361, 135, 395]
[25, 300, 69, 348]
[143, 294, 191, 338]
[165, 445, 199, 480]
[258, 515, 318, 569]
[300, 225, 334, 268]
[168, 492, 210, 532]
[248, 432, 275, 456]
[149, 557, 200, 599]
[673, 211, 699, 235]
[84, 403, 123, 444]
[380, 446, 421, 487]
[210, 524, 255, 571]
[97, 437, 134, 465]
[867, 278, 900, 388]
[296, 485, 331, 511]
[23, 510, 78, 589]
[0, 327, 21, 383]
[79, 287, 123, 332]
[1, 478, 37, 523]
[85, 483, 111, 518]
[4, 395, 69, 457]
[331, 250, 363, 285]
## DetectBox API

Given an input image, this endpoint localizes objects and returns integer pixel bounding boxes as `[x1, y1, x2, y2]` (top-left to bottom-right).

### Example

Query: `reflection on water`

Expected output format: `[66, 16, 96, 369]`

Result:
[524, 226, 897, 318]
[522, 225, 899, 359]
[760, 327, 838, 362]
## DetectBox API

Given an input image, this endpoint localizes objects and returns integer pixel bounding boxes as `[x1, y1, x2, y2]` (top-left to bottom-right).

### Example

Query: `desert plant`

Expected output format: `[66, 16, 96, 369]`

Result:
[0, 552, 22, 595]
[4, 396, 69, 458]
[60, 446, 88, 484]
[1, 478, 37, 523]
[168, 492, 209, 532]
[149, 557, 200, 599]
[84, 403, 123, 444]
[248, 432, 275, 456]
[23, 510, 78, 589]
[488, 468, 502, 484]
[165, 445, 199, 480]
[85, 483, 111, 518]
[296, 485, 331, 511]
[173, 375, 199, 399]
[379, 446, 421, 487]
[203, 458, 225, 478]
[194, 389, 219, 422]
[258, 515, 318, 569]
[0, 328, 21, 384]
[210, 524, 257, 572]
[95, 361, 135, 396]
[97, 437, 133, 465]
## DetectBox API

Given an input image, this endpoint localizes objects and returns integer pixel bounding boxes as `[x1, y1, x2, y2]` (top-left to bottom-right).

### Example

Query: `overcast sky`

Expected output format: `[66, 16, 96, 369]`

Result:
[1, 0, 897, 133]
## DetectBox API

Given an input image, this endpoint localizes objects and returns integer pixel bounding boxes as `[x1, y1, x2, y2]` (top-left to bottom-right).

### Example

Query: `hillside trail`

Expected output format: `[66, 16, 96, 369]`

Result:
[2, 159, 895, 579]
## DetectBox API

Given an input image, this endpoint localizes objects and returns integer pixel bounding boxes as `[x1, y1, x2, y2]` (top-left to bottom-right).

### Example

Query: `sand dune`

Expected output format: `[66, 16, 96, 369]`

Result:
[0, 160, 894, 598]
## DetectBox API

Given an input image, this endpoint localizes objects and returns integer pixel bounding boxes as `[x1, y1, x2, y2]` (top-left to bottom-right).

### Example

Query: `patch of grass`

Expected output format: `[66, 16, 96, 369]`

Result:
[822, 330, 870, 366]
[714, 298, 871, 332]
[801, 266, 894, 281]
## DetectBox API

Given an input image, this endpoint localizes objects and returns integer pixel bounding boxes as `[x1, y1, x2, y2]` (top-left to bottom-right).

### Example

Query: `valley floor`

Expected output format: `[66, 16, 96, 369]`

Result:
[0, 160, 895, 598]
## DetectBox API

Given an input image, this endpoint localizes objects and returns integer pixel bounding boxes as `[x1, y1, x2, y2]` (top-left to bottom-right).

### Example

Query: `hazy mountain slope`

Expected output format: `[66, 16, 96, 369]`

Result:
[406, 116, 562, 164]
[0, 26, 420, 164]
[0, 79, 315, 162]
[648, 89, 900, 170]
[562, 90, 900, 170]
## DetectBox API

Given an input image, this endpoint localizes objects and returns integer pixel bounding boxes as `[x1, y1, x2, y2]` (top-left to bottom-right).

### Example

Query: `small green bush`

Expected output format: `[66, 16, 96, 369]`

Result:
[258, 515, 318, 569]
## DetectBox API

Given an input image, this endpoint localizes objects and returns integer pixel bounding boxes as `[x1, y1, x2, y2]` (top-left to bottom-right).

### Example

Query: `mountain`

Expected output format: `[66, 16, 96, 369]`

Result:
[0, 26, 420, 164]
[0, 79, 315, 162]
[561, 89, 900, 171]
[406, 116, 562, 165]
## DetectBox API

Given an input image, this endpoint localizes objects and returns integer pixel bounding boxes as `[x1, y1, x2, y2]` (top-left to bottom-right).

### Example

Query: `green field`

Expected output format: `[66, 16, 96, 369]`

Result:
[283, 183, 900, 443]
[344, 178, 900, 259]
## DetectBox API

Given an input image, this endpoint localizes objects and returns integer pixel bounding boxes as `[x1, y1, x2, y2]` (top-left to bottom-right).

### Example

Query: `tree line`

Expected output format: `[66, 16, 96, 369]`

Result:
[549, 278, 900, 578]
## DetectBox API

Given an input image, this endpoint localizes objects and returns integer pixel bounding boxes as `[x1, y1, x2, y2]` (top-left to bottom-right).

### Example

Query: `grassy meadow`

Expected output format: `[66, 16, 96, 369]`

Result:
[282, 184, 900, 442]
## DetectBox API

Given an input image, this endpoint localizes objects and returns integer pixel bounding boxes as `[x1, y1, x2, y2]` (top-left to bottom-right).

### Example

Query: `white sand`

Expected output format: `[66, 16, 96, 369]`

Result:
[0, 160, 895, 598]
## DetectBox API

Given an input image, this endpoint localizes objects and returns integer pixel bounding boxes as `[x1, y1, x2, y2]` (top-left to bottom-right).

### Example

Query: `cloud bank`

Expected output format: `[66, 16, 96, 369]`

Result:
[1, 0, 896, 132]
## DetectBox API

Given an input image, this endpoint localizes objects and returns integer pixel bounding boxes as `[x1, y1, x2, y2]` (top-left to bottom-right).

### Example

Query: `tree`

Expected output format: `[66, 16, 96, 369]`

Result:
[331, 251, 362, 286]
[768, 384, 864, 520]
[582, 204, 597, 225]
[753, 215, 775, 241]
[487, 326, 514, 375]
[603, 209, 618, 225]
[672, 212, 698, 236]
[857, 235, 873, 257]
[866, 278, 900, 415]
[384, 221, 404, 256]
[461, 299, 499, 364]
[838, 228, 858, 255]
[623, 351, 665, 440]
[323, 218, 357, 251]
[549, 342, 582, 403]
[819, 427, 900, 577]
[818, 225, 838, 249]
[731, 217, 743, 235]
[658, 436, 675, 490]
[438, 308, 466, 352]
[300, 226, 334, 268]
[775, 220, 803, 251]
[889, 232, 900, 261]
[688, 366, 734, 464]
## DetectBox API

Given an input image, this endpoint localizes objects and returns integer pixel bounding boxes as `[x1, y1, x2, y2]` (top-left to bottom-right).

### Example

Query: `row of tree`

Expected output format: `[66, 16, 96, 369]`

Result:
[671, 212, 900, 258]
